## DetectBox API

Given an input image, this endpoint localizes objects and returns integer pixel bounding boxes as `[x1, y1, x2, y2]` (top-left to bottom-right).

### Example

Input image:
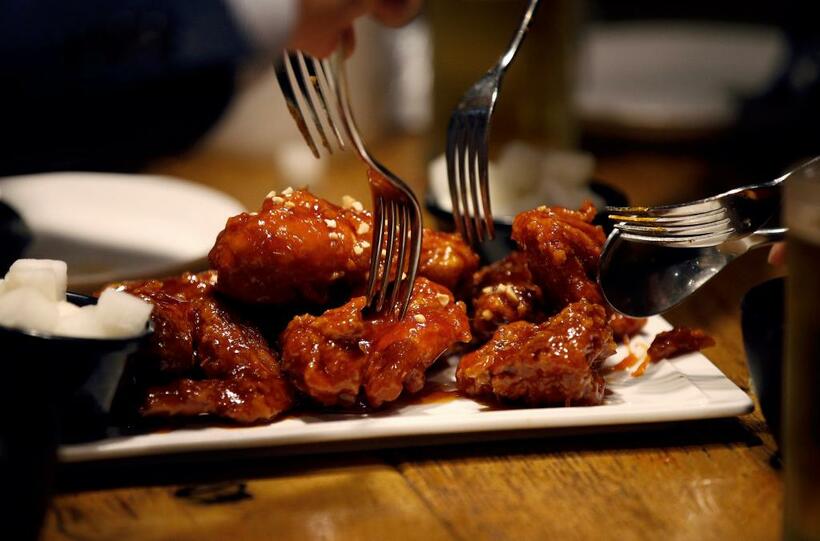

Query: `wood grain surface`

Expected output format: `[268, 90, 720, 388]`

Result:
[41, 136, 785, 541]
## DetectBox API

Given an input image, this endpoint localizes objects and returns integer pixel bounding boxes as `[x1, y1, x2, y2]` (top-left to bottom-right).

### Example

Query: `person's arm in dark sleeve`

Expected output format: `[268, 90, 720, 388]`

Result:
[0, 0, 296, 175]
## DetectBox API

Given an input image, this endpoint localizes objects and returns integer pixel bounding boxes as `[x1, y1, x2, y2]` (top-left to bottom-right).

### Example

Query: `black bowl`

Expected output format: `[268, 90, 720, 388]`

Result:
[426, 180, 629, 263]
[740, 277, 785, 443]
[0, 292, 152, 539]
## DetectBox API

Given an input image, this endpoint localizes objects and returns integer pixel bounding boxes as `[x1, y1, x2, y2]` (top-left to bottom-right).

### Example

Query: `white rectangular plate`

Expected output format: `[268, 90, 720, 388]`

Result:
[59, 316, 753, 462]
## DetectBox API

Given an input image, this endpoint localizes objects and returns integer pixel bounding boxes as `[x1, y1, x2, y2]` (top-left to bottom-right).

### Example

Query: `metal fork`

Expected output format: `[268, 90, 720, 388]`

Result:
[274, 50, 422, 318]
[604, 160, 810, 248]
[445, 0, 541, 244]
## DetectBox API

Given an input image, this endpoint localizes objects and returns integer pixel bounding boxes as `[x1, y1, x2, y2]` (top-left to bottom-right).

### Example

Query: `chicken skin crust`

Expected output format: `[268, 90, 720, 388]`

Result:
[209, 189, 478, 306]
[280, 278, 471, 408]
[112, 272, 294, 423]
[511, 202, 606, 307]
[456, 300, 616, 407]
[470, 251, 544, 342]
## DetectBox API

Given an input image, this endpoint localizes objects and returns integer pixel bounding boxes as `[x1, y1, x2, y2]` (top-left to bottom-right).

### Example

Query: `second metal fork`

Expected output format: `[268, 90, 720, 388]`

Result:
[446, 0, 541, 244]
[275, 50, 422, 318]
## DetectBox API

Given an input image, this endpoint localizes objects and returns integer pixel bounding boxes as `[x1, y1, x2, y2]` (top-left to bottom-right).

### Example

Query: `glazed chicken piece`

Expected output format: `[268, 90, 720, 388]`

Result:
[456, 300, 616, 406]
[280, 277, 471, 408]
[470, 251, 544, 342]
[112, 272, 294, 423]
[209, 189, 478, 306]
[647, 327, 715, 361]
[209, 189, 372, 306]
[511, 202, 606, 307]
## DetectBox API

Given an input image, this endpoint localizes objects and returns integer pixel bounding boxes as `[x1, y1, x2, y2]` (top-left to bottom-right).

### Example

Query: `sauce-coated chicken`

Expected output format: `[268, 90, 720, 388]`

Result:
[209, 189, 478, 307]
[457, 300, 615, 406]
[280, 277, 471, 408]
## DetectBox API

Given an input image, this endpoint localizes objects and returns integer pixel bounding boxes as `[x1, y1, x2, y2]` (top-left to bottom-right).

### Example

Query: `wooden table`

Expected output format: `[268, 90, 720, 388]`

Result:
[42, 137, 785, 541]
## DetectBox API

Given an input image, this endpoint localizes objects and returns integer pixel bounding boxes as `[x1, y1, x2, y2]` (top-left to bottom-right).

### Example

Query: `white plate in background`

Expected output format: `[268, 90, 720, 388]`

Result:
[576, 22, 787, 139]
[0, 172, 244, 292]
[60, 316, 753, 462]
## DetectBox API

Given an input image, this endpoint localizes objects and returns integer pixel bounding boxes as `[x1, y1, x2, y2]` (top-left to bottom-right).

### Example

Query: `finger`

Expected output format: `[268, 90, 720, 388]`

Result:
[767, 242, 786, 267]
[371, 0, 423, 27]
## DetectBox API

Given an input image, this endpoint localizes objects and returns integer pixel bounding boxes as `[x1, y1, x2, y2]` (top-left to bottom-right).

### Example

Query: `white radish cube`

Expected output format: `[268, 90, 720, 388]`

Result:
[4, 259, 67, 302]
[57, 300, 81, 318]
[0, 287, 59, 333]
[54, 305, 106, 338]
[96, 288, 152, 337]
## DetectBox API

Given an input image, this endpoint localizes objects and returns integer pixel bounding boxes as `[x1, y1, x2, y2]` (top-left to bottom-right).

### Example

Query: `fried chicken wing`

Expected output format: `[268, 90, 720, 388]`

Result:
[456, 300, 616, 406]
[113, 272, 293, 423]
[280, 277, 471, 408]
[470, 251, 544, 342]
[511, 202, 606, 307]
[419, 230, 480, 295]
[647, 327, 715, 361]
[209, 189, 478, 307]
[209, 189, 372, 306]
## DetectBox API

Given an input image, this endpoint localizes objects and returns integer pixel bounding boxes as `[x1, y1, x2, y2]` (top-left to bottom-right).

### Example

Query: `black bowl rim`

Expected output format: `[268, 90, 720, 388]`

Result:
[0, 291, 154, 344]
[425, 178, 628, 226]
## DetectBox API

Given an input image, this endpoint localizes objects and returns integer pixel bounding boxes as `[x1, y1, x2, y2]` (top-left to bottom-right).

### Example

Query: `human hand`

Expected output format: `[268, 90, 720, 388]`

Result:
[768, 242, 786, 266]
[287, 0, 423, 58]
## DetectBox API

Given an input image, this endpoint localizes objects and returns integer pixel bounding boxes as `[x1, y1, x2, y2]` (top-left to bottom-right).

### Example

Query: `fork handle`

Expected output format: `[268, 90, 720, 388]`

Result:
[499, 0, 541, 71]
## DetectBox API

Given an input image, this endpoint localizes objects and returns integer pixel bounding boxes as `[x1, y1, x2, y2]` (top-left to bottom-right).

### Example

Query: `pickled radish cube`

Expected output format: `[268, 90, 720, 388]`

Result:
[4, 259, 67, 301]
[57, 300, 81, 318]
[54, 305, 106, 338]
[0, 287, 59, 333]
[96, 289, 152, 337]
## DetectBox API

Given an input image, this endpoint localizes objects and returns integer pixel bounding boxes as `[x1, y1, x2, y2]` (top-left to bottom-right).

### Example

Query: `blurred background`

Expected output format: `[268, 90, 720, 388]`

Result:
[186, 0, 819, 205]
[2, 0, 818, 285]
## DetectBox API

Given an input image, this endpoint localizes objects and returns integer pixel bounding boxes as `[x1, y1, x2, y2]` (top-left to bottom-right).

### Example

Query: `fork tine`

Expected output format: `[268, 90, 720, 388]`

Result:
[615, 217, 732, 237]
[620, 230, 734, 247]
[446, 119, 466, 240]
[605, 198, 723, 218]
[365, 196, 386, 303]
[375, 201, 399, 312]
[293, 51, 332, 154]
[608, 207, 727, 226]
[397, 208, 423, 319]
[276, 53, 320, 158]
[308, 56, 346, 150]
[466, 119, 485, 242]
[388, 204, 410, 312]
[456, 126, 475, 244]
[477, 126, 494, 240]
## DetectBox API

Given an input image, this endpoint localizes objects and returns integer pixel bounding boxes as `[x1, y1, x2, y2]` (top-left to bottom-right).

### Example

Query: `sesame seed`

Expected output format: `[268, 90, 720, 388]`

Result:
[401, 272, 407, 280]
[324, 219, 337, 228]
[481, 309, 493, 320]
[435, 293, 450, 307]
[537, 205, 547, 211]
[353, 244, 364, 255]
[360, 241, 371, 249]
[284, 201, 295, 208]
[328, 232, 341, 240]
[266, 190, 277, 199]
[271, 196, 285, 203]
[482, 286, 493, 294]
[341, 195, 363, 211]
[505, 288, 519, 302]
[357, 222, 370, 235]
[414, 314, 426, 323]
[282, 186, 294, 196]
[249, 211, 258, 216]
[496, 283, 508, 293]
